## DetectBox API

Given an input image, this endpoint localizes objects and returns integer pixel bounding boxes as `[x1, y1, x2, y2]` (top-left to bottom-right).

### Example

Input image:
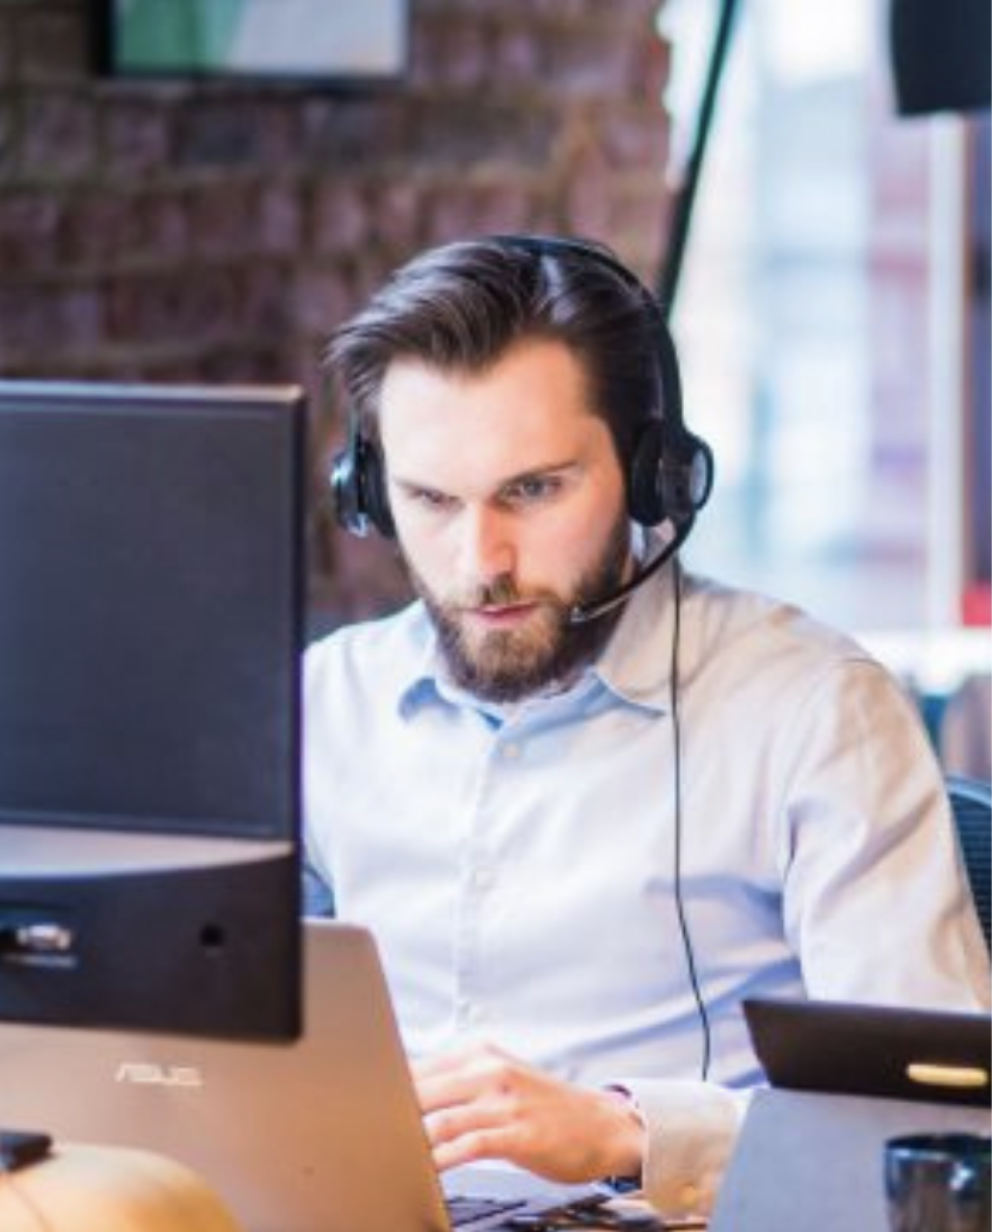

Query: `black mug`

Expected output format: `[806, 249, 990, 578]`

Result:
[885, 1133, 991, 1232]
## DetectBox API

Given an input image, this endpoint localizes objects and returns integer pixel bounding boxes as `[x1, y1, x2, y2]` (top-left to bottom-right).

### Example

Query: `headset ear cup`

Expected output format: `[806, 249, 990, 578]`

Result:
[330, 445, 364, 535]
[330, 433, 395, 538]
[677, 431, 715, 520]
[627, 421, 714, 529]
[627, 420, 667, 526]
[360, 439, 395, 538]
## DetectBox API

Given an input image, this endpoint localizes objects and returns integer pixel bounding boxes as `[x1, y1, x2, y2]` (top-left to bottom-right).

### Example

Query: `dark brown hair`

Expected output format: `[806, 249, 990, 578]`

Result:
[325, 236, 664, 468]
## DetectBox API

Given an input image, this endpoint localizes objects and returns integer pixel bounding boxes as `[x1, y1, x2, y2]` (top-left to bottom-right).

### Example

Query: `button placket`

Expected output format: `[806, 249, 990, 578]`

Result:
[453, 719, 533, 1033]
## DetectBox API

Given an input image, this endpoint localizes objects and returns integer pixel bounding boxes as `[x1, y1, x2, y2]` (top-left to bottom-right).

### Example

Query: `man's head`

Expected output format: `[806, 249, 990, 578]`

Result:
[325, 236, 698, 701]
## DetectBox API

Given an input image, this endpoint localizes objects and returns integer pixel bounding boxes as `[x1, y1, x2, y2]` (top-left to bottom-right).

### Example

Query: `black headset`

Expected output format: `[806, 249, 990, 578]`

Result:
[330, 234, 714, 541]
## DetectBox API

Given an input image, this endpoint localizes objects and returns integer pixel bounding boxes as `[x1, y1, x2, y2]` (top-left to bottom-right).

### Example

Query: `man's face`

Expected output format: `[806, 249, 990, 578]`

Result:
[378, 338, 632, 702]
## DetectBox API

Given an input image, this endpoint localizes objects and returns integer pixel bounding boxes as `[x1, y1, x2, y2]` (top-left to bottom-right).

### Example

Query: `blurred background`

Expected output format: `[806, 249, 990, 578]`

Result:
[0, 0, 987, 773]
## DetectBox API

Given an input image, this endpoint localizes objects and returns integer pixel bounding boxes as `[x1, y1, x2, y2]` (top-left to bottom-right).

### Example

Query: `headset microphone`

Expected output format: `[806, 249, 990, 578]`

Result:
[567, 519, 692, 625]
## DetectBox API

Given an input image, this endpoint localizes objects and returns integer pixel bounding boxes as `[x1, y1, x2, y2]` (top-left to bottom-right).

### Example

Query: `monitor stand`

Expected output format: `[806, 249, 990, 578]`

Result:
[0, 827, 299, 1040]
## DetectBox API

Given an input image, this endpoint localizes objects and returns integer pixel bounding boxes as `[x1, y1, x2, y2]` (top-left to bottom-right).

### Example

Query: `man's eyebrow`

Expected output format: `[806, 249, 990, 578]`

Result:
[495, 461, 581, 490]
[390, 474, 458, 498]
[392, 461, 579, 494]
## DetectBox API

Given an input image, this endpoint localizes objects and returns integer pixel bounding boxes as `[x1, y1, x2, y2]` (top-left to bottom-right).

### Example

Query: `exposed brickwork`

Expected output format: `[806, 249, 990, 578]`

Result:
[0, 0, 672, 621]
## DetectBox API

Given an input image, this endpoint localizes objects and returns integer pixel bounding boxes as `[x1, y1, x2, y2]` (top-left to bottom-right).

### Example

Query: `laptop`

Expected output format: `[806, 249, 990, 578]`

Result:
[708, 998, 992, 1232]
[743, 996, 991, 1107]
[0, 920, 610, 1232]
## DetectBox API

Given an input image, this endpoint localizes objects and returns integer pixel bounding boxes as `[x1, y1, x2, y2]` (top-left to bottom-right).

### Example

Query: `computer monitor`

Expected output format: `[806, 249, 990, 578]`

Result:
[0, 380, 305, 1040]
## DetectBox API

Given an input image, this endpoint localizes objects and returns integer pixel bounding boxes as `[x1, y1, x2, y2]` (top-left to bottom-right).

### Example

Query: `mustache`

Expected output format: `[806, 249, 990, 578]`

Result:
[450, 574, 557, 610]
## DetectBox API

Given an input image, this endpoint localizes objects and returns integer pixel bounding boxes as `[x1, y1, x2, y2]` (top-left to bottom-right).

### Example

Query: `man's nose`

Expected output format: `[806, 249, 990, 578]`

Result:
[459, 505, 515, 582]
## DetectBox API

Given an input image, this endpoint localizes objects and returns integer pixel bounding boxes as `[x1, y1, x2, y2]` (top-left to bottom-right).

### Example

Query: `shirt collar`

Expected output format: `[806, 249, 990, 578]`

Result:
[394, 606, 446, 719]
[587, 552, 678, 713]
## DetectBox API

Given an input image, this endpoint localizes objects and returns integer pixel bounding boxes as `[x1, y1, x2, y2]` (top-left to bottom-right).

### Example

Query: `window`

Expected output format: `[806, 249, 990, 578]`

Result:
[663, 0, 990, 637]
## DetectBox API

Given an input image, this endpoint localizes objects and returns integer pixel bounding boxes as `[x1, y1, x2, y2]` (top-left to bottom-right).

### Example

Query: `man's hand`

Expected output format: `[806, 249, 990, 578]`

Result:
[412, 1041, 645, 1184]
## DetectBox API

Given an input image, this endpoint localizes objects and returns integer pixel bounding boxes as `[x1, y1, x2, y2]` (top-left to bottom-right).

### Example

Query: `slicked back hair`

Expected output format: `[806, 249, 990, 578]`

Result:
[325, 237, 664, 472]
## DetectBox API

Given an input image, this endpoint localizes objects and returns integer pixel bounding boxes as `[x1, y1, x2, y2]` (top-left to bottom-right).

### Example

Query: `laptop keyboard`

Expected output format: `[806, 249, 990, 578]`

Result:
[444, 1193, 669, 1230]
[446, 1195, 527, 1226]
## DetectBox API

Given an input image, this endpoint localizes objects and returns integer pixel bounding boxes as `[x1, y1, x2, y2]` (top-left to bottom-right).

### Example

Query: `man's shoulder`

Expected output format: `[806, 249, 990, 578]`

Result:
[673, 572, 908, 736]
[304, 601, 431, 691]
[682, 571, 876, 670]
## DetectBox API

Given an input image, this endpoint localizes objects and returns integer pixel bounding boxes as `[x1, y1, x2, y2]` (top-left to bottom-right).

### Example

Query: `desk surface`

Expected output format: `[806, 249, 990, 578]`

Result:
[710, 1089, 991, 1232]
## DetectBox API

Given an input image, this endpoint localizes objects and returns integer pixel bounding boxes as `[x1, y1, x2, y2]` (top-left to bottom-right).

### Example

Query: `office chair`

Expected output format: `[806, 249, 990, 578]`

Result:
[946, 775, 992, 952]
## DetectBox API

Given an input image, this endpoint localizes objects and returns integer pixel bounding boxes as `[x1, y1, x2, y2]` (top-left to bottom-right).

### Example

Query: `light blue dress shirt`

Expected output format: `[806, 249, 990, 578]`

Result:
[303, 562, 988, 1213]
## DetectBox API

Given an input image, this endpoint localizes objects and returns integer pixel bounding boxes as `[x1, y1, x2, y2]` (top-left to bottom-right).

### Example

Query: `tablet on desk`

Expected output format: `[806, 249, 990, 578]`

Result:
[743, 997, 991, 1107]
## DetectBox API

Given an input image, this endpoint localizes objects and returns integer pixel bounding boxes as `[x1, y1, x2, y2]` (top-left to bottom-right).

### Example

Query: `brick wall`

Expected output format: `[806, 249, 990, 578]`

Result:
[0, 0, 673, 622]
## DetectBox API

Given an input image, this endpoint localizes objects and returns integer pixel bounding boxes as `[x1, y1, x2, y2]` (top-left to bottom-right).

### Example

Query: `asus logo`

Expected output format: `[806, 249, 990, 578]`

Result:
[115, 1062, 204, 1088]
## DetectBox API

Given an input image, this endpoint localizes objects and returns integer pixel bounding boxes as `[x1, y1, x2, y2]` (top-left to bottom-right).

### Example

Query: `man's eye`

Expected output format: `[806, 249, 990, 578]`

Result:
[503, 476, 560, 503]
[408, 488, 455, 511]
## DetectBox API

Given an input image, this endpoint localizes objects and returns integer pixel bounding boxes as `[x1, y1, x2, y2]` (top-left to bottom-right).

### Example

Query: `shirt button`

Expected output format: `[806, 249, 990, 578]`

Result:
[501, 742, 521, 760]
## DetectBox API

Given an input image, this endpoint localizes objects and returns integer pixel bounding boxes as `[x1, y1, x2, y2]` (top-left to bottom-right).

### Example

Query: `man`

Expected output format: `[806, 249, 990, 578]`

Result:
[303, 235, 988, 1218]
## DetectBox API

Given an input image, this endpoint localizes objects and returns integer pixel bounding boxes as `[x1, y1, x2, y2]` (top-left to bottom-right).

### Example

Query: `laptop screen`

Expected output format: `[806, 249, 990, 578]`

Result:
[744, 997, 991, 1108]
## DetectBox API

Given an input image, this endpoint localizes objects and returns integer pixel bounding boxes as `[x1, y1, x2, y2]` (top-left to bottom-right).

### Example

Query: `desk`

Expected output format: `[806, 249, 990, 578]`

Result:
[709, 1089, 991, 1232]
[0, 1141, 243, 1232]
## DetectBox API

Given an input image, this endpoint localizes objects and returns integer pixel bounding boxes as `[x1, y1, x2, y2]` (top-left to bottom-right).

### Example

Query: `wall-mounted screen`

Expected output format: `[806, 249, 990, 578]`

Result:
[96, 0, 408, 85]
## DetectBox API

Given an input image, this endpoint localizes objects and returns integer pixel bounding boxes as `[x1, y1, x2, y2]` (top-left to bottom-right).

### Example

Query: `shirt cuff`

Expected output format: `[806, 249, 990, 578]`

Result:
[599, 1085, 648, 1191]
[616, 1079, 750, 1217]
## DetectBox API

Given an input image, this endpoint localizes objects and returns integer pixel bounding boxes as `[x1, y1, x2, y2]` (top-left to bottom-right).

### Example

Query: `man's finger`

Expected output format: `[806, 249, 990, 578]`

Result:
[418, 1056, 524, 1112]
[412, 1041, 507, 1082]
[411, 1049, 470, 1081]
[414, 1048, 517, 1113]
[423, 1101, 500, 1147]
[431, 1126, 517, 1173]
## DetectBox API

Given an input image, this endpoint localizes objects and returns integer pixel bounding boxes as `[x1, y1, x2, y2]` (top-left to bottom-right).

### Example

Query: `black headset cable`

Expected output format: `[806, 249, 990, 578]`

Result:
[669, 558, 712, 1081]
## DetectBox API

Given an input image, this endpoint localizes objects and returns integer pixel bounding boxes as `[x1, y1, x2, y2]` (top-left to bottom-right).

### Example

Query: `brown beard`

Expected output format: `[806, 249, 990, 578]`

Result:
[406, 515, 631, 703]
